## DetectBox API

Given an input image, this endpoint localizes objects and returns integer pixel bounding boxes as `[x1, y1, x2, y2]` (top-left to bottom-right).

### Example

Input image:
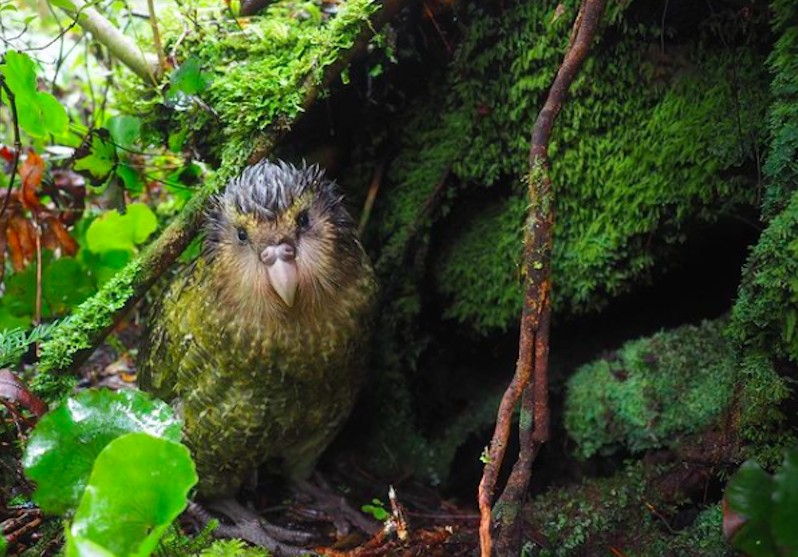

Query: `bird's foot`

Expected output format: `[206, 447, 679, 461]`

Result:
[293, 472, 380, 538]
[188, 499, 316, 556]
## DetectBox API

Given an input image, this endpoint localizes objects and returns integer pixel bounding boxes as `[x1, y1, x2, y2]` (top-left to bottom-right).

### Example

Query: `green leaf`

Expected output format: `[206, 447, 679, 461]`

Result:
[0, 52, 68, 138]
[726, 460, 778, 557]
[67, 433, 197, 557]
[107, 115, 141, 151]
[0, 531, 6, 557]
[116, 163, 143, 194]
[22, 389, 182, 515]
[48, 0, 77, 10]
[74, 134, 116, 179]
[85, 203, 157, 254]
[772, 449, 798, 552]
[0, 50, 37, 96]
[168, 57, 210, 98]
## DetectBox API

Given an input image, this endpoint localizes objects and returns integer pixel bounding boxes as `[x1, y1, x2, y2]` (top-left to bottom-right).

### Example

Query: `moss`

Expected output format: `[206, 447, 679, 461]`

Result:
[367, 0, 769, 336]
[761, 0, 798, 220]
[33, 260, 142, 397]
[565, 319, 737, 459]
[721, 0, 798, 467]
[527, 462, 731, 556]
[642, 505, 731, 557]
[118, 0, 378, 169]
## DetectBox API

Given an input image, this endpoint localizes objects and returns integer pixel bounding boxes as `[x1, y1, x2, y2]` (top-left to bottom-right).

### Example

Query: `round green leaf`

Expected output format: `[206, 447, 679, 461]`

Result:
[68, 433, 197, 557]
[22, 389, 182, 515]
[85, 203, 158, 254]
[773, 449, 798, 552]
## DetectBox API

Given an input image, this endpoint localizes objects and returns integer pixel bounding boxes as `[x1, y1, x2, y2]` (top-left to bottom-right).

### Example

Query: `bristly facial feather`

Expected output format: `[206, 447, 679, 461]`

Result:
[203, 160, 364, 319]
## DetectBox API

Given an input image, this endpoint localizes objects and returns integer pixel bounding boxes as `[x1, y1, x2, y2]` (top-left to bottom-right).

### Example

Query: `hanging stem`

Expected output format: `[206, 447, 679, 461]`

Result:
[477, 1, 606, 554]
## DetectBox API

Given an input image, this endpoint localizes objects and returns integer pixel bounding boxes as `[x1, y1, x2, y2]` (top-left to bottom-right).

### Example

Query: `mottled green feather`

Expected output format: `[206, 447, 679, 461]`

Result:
[138, 161, 376, 498]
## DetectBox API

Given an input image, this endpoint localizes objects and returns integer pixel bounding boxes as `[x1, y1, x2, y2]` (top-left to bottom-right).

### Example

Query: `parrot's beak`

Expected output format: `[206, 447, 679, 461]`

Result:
[261, 243, 298, 307]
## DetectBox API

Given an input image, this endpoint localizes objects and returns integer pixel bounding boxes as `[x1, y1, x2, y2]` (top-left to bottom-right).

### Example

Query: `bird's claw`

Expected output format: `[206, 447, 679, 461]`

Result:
[189, 499, 317, 557]
[293, 473, 380, 537]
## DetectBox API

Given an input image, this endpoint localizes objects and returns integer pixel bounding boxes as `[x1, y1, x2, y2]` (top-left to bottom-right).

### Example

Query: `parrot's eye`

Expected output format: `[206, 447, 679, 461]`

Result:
[296, 210, 311, 231]
[237, 227, 248, 243]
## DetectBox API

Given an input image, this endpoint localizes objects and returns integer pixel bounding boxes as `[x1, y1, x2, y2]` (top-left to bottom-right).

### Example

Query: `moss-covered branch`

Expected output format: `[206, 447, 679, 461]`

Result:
[36, 0, 411, 387]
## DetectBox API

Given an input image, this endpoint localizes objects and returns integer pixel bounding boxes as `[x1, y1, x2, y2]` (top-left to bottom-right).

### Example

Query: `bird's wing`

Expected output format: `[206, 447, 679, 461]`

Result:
[137, 260, 200, 401]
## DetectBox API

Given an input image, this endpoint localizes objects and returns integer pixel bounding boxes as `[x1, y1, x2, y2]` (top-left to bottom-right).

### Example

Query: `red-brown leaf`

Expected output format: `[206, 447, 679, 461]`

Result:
[0, 370, 48, 417]
[19, 150, 44, 211]
[48, 218, 78, 256]
[6, 223, 25, 271]
[11, 216, 34, 264]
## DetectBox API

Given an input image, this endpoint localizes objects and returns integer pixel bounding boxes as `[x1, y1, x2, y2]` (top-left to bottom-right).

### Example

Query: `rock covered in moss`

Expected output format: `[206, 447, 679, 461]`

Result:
[360, 0, 770, 335]
[565, 319, 736, 458]
[526, 461, 731, 556]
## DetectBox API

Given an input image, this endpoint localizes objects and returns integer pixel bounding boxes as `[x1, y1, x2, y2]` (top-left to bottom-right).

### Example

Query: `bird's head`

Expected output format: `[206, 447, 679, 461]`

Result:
[205, 160, 363, 316]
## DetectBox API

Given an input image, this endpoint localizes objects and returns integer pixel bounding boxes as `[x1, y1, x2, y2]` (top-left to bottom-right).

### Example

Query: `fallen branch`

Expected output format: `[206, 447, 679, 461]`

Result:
[37, 0, 412, 380]
[477, 1, 606, 555]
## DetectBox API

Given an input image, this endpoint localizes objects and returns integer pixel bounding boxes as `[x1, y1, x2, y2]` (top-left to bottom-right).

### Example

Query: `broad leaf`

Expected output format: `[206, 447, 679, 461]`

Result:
[772, 449, 798, 552]
[85, 203, 157, 254]
[726, 460, 778, 557]
[107, 115, 141, 151]
[22, 389, 182, 514]
[67, 433, 197, 557]
[0, 52, 68, 138]
[168, 57, 210, 97]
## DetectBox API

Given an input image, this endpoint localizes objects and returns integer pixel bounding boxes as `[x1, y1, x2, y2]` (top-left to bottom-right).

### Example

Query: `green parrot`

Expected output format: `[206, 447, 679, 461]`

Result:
[138, 160, 377, 554]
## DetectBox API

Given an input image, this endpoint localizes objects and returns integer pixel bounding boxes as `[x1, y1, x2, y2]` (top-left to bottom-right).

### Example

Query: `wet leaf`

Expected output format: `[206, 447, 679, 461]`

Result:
[725, 460, 778, 557]
[22, 389, 182, 515]
[772, 449, 798, 552]
[66, 433, 197, 557]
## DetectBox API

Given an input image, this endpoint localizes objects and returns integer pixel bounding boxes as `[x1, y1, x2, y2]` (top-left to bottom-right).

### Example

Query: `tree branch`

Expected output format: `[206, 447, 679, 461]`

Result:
[477, 1, 606, 555]
[36, 0, 412, 381]
[55, 0, 161, 84]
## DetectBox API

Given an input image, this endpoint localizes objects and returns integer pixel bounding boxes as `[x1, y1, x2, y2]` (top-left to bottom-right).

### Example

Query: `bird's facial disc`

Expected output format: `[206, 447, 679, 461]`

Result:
[260, 243, 298, 307]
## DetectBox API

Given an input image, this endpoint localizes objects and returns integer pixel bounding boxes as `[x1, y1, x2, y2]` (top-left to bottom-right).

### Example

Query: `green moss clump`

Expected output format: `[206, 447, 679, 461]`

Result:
[730, 191, 798, 364]
[565, 319, 736, 459]
[528, 461, 731, 557]
[761, 0, 798, 220]
[368, 0, 768, 336]
[723, 1, 798, 465]
[119, 0, 378, 169]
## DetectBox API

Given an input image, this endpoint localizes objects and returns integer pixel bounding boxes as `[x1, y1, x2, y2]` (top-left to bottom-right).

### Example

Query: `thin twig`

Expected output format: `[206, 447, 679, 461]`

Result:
[146, 0, 167, 71]
[0, 75, 22, 223]
[358, 160, 386, 236]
